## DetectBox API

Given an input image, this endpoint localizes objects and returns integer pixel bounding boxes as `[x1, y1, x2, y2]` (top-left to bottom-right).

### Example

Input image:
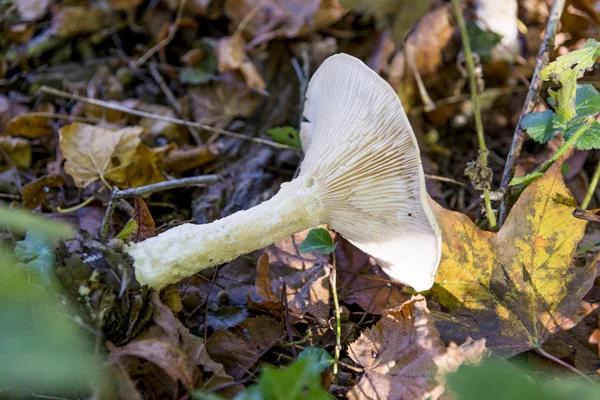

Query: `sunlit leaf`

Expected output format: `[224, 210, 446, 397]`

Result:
[299, 228, 337, 254]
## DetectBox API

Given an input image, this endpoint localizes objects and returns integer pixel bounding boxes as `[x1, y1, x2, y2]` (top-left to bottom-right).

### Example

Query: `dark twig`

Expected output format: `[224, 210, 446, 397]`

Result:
[39, 86, 301, 151]
[535, 347, 595, 382]
[282, 282, 298, 359]
[98, 175, 220, 242]
[498, 0, 566, 225]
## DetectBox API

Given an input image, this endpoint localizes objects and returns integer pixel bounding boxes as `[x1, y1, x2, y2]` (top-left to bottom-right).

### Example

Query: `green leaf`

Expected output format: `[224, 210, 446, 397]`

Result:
[565, 119, 600, 150]
[298, 346, 334, 372]
[179, 67, 214, 85]
[576, 85, 600, 117]
[521, 111, 558, 143]
[0, 206, 73, 238]
[448, 358, 600, 400]
[540, 39, 600, 122]
[299, 228, 337, 254]
[266, 126, 302, 148]
[116, 219, 138, 241]
[509, 172, 543, 187]
[14, 232, 57, 289]
[466, 23, 502, 62]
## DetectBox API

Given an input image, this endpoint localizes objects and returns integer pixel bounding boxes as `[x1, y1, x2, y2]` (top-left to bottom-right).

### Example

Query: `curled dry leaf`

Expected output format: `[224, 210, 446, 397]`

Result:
[21, 174, 65, 210]
[7, 114, 53, 138]
[431, 159, 598, 357]
[0, 136, 31, 170]
[161, 144, 219, 174]
[255, 252, 278, 302]
[224, 0, 346, 47]
[216, 32, 266, 91]
[132, 197, 156, 243]
[348, 295, 487, 400]
[58, 123, 143, 188]
[206, 315, 284, 380]
[128, 143, 173, 188]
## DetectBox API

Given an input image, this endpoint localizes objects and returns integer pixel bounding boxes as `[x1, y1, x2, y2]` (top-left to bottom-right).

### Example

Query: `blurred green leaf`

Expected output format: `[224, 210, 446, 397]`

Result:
[266, 126, 302, 148]
[0, 206, 73, 237]
[179, 67, 214, 85]
[299, 228, 337, 254]
[466, 23, 502, 62]
[116, 219, 138, 241]
[15, 232, 57, 289]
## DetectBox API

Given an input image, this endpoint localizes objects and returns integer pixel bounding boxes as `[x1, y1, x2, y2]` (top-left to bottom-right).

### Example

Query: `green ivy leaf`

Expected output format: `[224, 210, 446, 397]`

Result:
[521, 111, 558, 143]
[266, 126, 302, 148]
[299, 228, 337, 254]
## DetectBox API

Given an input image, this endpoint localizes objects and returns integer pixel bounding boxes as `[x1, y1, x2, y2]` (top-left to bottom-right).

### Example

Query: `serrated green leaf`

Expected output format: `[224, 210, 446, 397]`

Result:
[299, 228, 337, 254]
[566, 119, 600, 150]
[521, 111, 558, 143]
[576, 84, 600, 117]
[0, 207, 73, 238]
[14, 232, 57, 289]
[266, 126, 302, 148]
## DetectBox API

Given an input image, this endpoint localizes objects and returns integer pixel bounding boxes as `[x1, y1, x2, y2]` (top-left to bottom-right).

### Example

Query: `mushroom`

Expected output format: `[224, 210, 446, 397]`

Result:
[126, 53, 442, 292]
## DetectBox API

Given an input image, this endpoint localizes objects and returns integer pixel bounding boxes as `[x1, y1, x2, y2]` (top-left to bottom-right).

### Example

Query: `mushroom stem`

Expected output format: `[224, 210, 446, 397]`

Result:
[127, 175, 324, 289]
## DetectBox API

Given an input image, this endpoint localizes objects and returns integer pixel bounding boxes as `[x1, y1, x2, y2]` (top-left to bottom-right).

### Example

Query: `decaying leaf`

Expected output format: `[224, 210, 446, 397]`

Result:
[21, 174, 65, 209]
[58, 123, 143, 188]
[348, 296, 487, 400]
[161, 144, 219, 174]
[7, 114, 53, 138]
[206, 316, 284, 380]
[255, 253, 278, 302]
[0, 136, 31, 170]
[216, 32, 266, 91]
[431, 160, 597, 356]
[132, 197, 155, 242]
[224, 0, 346, 47]
[127, 143, 172, 188]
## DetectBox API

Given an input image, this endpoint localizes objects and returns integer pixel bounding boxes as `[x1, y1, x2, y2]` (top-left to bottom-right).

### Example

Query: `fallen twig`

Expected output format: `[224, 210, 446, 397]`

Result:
[99, 175, 220, 242]
[329, 252, 341, 384]
[282, 282, 298, 359]
[39, 85, 301, 152]
[498, 0, 566, 225]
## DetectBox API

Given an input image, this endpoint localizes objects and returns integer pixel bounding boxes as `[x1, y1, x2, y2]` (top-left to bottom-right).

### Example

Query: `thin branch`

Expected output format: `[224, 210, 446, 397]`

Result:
[330, 252, 341, 384]
[40, 85, 300, 151]
[451, 0, 497, 230]
[498, 0, 566, 225]
[582, 159, 600, 209]
[535, 347, 595, 383]
[98, 175, 220, 242]
[282, 282, 298, 359]
[425, 174, 466, 186]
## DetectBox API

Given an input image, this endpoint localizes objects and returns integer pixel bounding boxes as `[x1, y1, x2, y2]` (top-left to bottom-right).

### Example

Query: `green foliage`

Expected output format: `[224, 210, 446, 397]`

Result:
[521, 39, 600, 151]
[194, 347, 333, 400]
[116, 219, 138, 241]
[179, 68, 214, 85]
[266, 126, 302, 148]
[0, 206, 73, 237]
[466, 23, 502, 62]
[15, 232, 58, 289]
[448, 358, 600, 400]
[299, 228, 337, 254]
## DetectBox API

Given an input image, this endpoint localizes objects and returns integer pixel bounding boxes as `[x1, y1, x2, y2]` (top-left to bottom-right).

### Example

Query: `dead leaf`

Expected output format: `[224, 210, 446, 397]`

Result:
[160, 285, 183, 314]
[7, 114, 53, 138]
[0, 95, 27, 132]
[206, 316, 284, 380]
[132, 197, 155, 242]
[127, 144, 172, 188]
[348, 296, 487, 400]
[0, 136, 31, 170]
[58, 123, 143, 188]
[49, 5, 111, 38]
[224, 0, 346, 47]
[16, 0, 50, 21]
[21, 174, 65, 209]
[161, 144, 219, 174]
[256, 252, 278, 302]
[431, 159, 598, 357]
[216, 32, 266, 91]
[335, 236, 409, 315]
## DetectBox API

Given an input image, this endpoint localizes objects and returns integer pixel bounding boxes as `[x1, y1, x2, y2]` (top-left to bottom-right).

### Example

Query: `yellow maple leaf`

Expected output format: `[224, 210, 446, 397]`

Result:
[59, 123, 143, 188]
[431, 160, 597, 356]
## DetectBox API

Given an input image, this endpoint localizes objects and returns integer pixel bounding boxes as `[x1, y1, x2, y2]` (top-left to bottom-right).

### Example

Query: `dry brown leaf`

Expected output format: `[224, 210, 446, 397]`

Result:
[21, 174, 65, 210]
[49, 5, 111, 38]
[161, 144, 219, 174]
[224, 0, 346, 47]
[7, 114, 53, 138]
[206, 316, 284, 380]
[132, 197, 156, 242]
[0, 96, 27, 133]
[0, 136, 31, 170]
[16, 0, 50, 21]
[216, 32, 266, 91]
[256, 252, 278, 302]
[431, 159, 597, 357]
[335, 236, 409, 315]
[159, 285, 183, 315]
[59, 123, 143, 188]
[127, 143, 172, 188]
[348, 295, 487, 400]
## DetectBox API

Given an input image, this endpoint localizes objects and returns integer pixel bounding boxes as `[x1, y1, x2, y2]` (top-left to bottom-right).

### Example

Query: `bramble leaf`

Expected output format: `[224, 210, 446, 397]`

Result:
[521, 111, 557, 144]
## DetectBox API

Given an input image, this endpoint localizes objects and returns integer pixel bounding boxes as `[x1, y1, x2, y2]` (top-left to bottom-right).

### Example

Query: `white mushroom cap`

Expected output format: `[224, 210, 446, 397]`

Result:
[298, 53, 442, 291]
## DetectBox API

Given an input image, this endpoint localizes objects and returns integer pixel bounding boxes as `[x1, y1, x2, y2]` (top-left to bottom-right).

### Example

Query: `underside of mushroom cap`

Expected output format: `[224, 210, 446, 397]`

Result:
[298, 53, 442, 292]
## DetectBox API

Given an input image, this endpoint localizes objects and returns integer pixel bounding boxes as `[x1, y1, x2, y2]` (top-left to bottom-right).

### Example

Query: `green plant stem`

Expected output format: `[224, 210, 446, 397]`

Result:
[539, 117, 594, 175]
[330, 252, 341, 384]
[451, 0, 497, 230]
[582, 159, 600, 209]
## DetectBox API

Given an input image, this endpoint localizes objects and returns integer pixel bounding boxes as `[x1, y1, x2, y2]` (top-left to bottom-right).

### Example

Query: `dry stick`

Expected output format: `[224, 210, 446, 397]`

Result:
[98, 175, 220, 242]
[282, 282, 298, 359]
[582, 159, 600, 209]
[329, 252, 341, 384]
[498, 0, 566, 225]
[451, 0, 497, 230]
[39, 86, 300, 152]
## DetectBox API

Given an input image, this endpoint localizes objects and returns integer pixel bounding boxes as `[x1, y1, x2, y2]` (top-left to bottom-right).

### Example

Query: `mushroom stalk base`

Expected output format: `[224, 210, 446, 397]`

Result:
[126, 176, 324, 290]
